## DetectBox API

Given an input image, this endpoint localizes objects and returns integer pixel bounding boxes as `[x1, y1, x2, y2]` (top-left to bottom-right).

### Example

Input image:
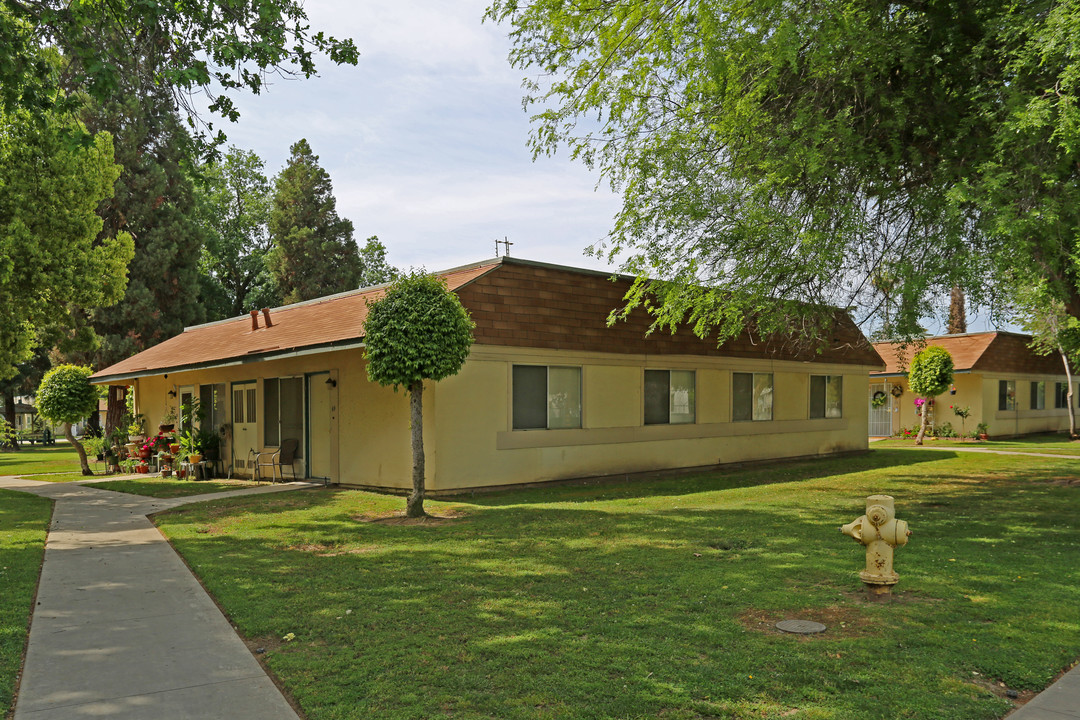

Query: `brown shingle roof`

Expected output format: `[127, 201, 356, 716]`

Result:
[92, 257, 882, 383]
[91, 262, 499, 381]
[872, 332, 1064, 375]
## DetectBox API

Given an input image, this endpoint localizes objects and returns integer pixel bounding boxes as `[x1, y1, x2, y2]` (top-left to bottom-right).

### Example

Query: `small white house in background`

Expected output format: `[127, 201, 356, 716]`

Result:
[869, 332, 1075, 438]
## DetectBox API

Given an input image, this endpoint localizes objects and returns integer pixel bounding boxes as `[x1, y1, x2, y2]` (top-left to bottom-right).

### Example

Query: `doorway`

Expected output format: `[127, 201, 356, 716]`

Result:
[305, 372, 333, 482]
[231, 381, 257, 474]
[868, 382, 893, 437]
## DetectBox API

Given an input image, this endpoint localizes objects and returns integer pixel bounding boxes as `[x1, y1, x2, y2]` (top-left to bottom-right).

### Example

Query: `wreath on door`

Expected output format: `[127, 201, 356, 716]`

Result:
[890, 385, 904, 398]
[871, 390, 888, 408]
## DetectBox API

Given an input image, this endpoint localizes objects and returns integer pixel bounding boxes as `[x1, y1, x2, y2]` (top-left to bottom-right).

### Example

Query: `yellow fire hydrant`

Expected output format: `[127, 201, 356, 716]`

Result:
[840, 494, 911, 599]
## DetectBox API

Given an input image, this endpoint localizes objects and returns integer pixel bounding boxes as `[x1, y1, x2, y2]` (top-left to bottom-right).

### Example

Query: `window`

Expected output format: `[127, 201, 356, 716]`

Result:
[733, 372, 773, 421]
[263, 377, 304, 456]
[1055, 382, 1069, 409]
[810, 375, 843, 419]
[1030, 381, 1045, 410]
[199, 383, 227, 430]
[512, 366, 581, 430]
[998, 380, 1016, 411]
[644, 370, 695, 425]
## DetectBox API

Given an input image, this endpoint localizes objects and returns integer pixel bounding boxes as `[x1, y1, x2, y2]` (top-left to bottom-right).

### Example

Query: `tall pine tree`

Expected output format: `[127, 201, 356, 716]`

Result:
[269, 139, 363, 303]
[77, 89, 206, 368]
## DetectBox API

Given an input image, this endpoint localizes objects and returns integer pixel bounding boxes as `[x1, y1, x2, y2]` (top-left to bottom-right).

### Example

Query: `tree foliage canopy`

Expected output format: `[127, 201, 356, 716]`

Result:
[1, 0, 358, 143]
[269, 139, 364, 304]
[36, 364, 97, 425]
[488, 0, 1080, 342]
[908, 346, 955, 400]
[363, 272, 474, 391]
[0, 109, 134, 379]
[69, 90, 205, 369]
[197, 146, 278, 319]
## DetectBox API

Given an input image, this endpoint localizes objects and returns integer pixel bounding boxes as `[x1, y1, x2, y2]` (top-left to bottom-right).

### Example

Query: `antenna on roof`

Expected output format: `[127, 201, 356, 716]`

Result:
[495, 236, 513, 257]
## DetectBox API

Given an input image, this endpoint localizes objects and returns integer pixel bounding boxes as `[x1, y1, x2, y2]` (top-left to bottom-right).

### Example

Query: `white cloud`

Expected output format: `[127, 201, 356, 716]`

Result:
[198, 1, 623, 275]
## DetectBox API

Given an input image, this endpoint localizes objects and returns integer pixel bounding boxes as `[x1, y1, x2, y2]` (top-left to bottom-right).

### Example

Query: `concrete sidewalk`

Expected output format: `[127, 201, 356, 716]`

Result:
[1006, 663, 1080, 719]
[1, 476, 319, 720]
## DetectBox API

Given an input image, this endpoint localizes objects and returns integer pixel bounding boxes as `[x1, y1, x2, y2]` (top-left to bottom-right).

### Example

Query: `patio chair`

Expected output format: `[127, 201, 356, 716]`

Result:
[253, 438, 299, 483]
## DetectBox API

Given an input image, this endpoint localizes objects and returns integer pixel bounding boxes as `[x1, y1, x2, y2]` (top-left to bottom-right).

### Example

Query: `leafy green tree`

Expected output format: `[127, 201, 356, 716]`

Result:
[197, 146, 278, 319]
[0, 0, 357, 145]
[71, 90, 207, 369]
[908, 346, 955, 446]
[36, 364, 99, 474]
[363, 273, 474, 517]
[488, 0, 1080, 344]
[1016, 281, 1080, 438]
[269, 139, 364, 303]
[359, 236, 400, 288]
[0, 108, 134, 380]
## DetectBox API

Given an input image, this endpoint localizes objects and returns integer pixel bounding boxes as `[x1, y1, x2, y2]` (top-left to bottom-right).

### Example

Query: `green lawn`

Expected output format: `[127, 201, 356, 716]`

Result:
[84, 477, 262, 499]
[154, 450, 1080, 720]
[0, 445, 84, 477]
[0, 489, 51, 717]
[875, 432, 1080, 455]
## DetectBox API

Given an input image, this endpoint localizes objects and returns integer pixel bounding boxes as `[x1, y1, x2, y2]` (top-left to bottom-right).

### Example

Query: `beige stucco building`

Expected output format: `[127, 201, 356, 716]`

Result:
[91, 258, 884, 491]
[869, 332, 1077, 438]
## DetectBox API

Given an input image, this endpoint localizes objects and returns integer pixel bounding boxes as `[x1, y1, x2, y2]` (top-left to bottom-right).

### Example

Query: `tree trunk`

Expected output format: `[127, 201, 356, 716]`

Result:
[1060, 345, 1077, 439]
[915, 399, 929, 445]
[947, 286, 967, 334]
[406, 380, 426, 518]
[2, 389, 18, 450]
[65, 422, 93, 475]
[105, 386, 125, 441]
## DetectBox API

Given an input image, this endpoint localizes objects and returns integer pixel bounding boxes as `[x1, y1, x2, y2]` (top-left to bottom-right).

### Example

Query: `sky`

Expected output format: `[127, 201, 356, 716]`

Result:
[206, 0, 1005, 335]
[205, 0, 622, 275]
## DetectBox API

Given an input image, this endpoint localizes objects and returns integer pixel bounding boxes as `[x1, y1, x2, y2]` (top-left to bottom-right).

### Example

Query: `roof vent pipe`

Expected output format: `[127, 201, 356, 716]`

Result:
[261, 308, 273, 328]
[249, 310, 259, 331]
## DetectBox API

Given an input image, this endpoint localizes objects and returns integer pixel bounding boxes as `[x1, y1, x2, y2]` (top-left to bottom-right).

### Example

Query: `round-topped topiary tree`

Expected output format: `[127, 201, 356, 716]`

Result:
[908, 346, 954, 446]
[36, 365, 100, 475]
[363, 272, 474, 517]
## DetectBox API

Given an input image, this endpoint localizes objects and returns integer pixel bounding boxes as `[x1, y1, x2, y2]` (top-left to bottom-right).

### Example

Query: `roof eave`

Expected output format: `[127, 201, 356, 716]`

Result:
[90, 338, 367, 384]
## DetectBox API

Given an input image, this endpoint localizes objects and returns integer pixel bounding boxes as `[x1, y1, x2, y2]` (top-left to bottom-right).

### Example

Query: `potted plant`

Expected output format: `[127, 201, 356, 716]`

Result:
[951, 405, 971, 439]
[976, 422, 989, 441]
[178, 398, 206, 463]
[159, 405, 177, 433]
[127, 413, 146, 444]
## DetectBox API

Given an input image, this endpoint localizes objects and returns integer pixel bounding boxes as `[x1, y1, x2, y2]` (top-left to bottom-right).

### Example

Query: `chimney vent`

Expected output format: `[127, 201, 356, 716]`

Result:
[261, 308, 273, 328]
[249, 310, 259, 331]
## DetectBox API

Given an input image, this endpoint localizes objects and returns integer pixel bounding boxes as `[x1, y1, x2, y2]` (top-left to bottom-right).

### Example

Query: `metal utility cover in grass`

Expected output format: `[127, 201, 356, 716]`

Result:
[776, 619, 827, 634]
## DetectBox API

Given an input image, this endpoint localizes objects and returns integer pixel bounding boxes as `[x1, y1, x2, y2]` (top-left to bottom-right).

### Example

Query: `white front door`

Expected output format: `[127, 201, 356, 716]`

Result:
[231, 381, 258, 475]
[868, 383, 893, 437]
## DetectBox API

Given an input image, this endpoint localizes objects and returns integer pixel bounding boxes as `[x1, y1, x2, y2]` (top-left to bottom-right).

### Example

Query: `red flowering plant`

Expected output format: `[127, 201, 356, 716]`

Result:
[142, 431, 171, 453]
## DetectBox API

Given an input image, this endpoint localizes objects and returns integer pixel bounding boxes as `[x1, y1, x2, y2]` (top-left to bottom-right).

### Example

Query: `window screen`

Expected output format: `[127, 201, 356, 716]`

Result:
[998, 380, 1016, 411]
[280, 377, 304, 458]
[1055, 382, 1068, 409]
[547, 367, 581, 429]
[810, 375, 843, 419]
[733, 372, 753, 422]
[644, 370, 670, 425]
[669, 370, 695, 424]
[264, 378, 280, 446]
[512, 365, 548, 429]
[1031, 381, 1045, 410]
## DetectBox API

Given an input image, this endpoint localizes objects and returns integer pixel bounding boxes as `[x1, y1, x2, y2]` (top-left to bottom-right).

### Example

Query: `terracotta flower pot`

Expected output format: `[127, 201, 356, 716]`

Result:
[169, 443, 181, 454]
[188, 454, 203, 464]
